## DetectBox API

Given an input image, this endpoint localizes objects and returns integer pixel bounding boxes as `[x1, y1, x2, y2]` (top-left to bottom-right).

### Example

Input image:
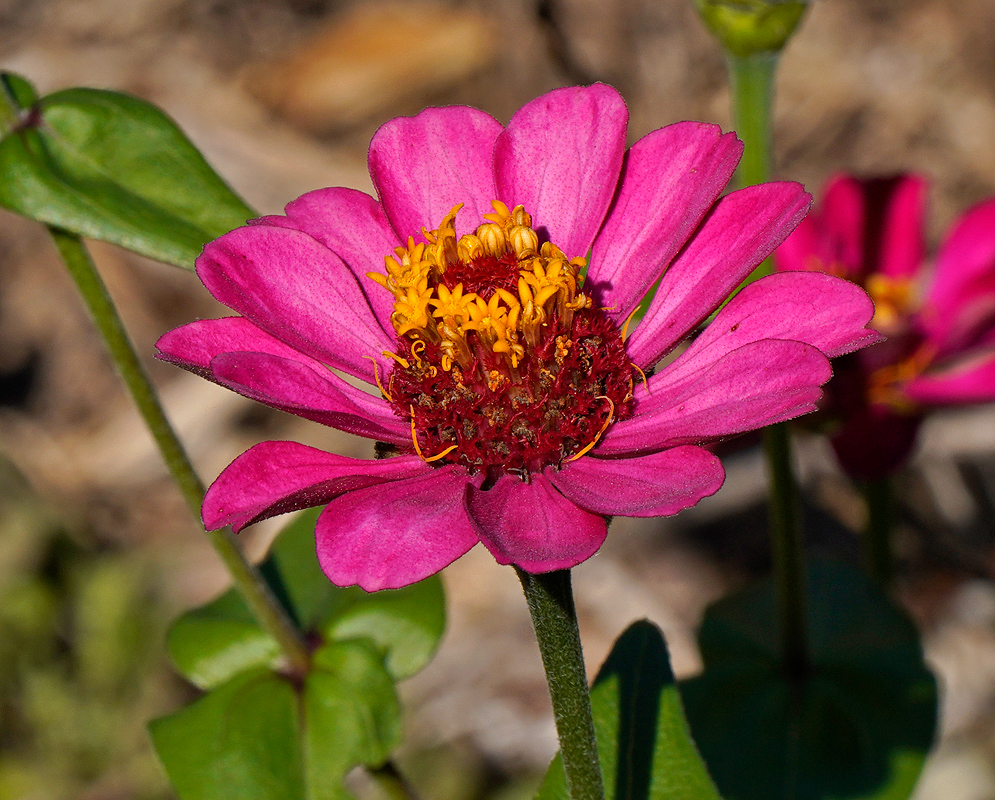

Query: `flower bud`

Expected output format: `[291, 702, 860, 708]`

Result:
[694, 0, 807, 57]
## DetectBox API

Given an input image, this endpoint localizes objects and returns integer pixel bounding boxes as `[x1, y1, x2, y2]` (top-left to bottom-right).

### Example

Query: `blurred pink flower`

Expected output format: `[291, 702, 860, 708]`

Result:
[158, 85, 879, 590]
[776, 174, 995, 480]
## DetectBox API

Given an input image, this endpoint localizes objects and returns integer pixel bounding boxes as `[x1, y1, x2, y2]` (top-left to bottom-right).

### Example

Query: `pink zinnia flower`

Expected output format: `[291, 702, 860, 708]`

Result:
[157, 84, 878, 591]
[776, 174, 995, 480]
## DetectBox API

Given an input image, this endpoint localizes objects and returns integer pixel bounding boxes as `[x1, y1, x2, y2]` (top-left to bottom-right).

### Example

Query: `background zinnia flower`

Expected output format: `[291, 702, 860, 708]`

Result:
[776, 173, 995, 480]
[158, 84, 879, 591]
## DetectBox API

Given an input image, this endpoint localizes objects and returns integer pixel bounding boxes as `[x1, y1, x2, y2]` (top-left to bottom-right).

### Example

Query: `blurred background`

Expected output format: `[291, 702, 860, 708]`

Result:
[1, 0, 995, 798]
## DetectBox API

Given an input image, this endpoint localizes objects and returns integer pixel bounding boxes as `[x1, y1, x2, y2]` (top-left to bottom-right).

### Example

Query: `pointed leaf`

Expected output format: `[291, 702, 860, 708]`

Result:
[0, 72, 254, 269]
[681, 559, 937, 800]
[537, 620, 722, 800]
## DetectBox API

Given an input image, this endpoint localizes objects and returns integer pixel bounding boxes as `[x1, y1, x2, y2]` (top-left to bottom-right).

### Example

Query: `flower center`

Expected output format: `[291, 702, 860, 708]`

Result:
[865, 274, 916, 333]
[368, 201, 636, 478]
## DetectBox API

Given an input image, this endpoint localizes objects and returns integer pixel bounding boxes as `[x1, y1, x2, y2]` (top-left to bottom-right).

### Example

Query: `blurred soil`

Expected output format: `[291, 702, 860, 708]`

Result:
[1, 1, 995, 798]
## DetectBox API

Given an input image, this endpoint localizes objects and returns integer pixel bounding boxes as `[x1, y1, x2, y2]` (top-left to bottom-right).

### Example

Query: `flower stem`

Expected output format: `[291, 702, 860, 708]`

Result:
[49, 227, 311, 677]
[728, 48, 810, 678]
[763, 424, 808, 678]
[861, 477, 894, 588]
[729, 51, 778, 197]
[516, 568, 604, 800]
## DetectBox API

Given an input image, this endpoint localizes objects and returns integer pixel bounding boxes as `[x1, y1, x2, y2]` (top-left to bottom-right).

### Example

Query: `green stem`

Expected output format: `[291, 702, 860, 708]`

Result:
[763, 424, 808, 678]
[517, 568, 604, 800]
[729, 51, 778, 195]
[728, 48, 809, 678]
[861, 478, 894, 588]
[49, 227, 311, 677]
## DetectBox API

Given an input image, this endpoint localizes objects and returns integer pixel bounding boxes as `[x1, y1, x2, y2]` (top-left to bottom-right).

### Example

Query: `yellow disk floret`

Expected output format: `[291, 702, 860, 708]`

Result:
[367, 201, 589, 373]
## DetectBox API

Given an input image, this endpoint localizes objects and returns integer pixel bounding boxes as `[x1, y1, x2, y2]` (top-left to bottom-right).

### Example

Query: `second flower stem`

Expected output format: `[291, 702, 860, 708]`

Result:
[517, 568, 604, 800]
[50, 227, 311, 677]
[862, 477, 894, 588]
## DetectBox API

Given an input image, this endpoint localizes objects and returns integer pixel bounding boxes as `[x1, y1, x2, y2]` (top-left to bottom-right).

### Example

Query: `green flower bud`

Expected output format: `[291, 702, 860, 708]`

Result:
[694, 0, 808, 57]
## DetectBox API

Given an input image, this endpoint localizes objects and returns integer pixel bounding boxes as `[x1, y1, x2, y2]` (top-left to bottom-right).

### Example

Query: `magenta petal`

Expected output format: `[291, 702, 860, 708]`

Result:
[156, 318, 408, 444]
[466, 473, 607, 572]
[588, 122, 743, 323]
[876, 175, 927, 280]
[251, 188, 401, 335]
[903, 353, 995, 405]
[211, 352, 409, 444]
[671, 272, 882, 370]
[627, 182, 812, 369]
[203, 442, 427, 532]
[926, 198, 995, 323]
[315, 466, 480, 591]
[549, 446, 724, 517]
[368, 105, 504, 239]
[196, 225, 394, 382]
[495, 83, 627, 258]
[597, 340, 830, 456]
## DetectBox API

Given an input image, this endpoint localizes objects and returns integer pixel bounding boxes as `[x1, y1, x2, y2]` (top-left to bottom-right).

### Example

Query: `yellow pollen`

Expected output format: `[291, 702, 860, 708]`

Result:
[866, 274, 915, 332]
[567, 397, 616, 462]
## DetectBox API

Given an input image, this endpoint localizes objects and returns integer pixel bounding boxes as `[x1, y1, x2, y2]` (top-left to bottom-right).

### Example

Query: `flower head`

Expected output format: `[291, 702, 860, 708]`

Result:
[158, 84, 878, 590]
[776, 174, 995, 480]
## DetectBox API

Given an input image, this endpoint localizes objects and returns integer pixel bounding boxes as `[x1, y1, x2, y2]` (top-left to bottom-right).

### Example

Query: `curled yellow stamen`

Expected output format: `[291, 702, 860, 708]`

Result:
[383, 350, 410, 369]
[411, 339, 427, 369]
[423, 445, 458, 463]
[364, 355, 393, 402]
[632, 363, 649, 393]
[567, 396, 615, 462]
[621, 306, 640, 341]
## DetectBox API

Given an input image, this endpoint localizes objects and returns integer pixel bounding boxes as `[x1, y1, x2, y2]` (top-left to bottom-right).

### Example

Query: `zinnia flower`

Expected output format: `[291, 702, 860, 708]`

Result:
[157, 84, 879, 591]
[776, 174, 995, 480]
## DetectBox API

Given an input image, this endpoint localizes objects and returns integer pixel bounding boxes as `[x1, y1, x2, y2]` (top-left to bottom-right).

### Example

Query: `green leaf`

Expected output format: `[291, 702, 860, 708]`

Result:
[151, 641, 401, 800]
[0, 72, 254, 269]
[304, 641, 403, 800]
[537, 620, 723, 800]
[166, 509, 446, 688]
[150, 668, 306, 800]
[166, 587, 281, 690]
[318, 576, 446, 680]
[680, 559, 937, 800]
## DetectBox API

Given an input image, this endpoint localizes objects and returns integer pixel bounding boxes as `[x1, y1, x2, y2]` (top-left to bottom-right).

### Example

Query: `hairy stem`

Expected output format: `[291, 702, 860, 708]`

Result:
[51, 227, 311, 676]
[517, 568, 604, 800]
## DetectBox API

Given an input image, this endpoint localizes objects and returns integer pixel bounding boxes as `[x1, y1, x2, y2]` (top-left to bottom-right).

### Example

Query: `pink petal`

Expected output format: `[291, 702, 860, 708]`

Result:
[597, 340, 830, 456]
[811, 174, 865, 275]
[196, 225, 394, 383]
[923, 199, 995, 335]
[368, 105, 504, 240]
[626, 182, 812, 369]
[202, 441, 427, 532]
[903, 353, 995, 405]
[466, 473, 607, 572]
[587, 122, 743, 324]
[156, 318, 408, 444]
[495, 83, 627, 258]
[667, 272, 881, 374]
[548, 446, 724, 517]
[876, 175, 927, 280]
[251, 188, 401, 336]
[211, 352, 409, 444]
[315, 466, 481, 591]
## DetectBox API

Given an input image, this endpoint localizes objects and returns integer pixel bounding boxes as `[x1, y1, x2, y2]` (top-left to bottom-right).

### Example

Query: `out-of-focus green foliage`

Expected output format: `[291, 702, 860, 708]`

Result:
[681, 559, 937, 800]
[0, 459, 175, 800]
